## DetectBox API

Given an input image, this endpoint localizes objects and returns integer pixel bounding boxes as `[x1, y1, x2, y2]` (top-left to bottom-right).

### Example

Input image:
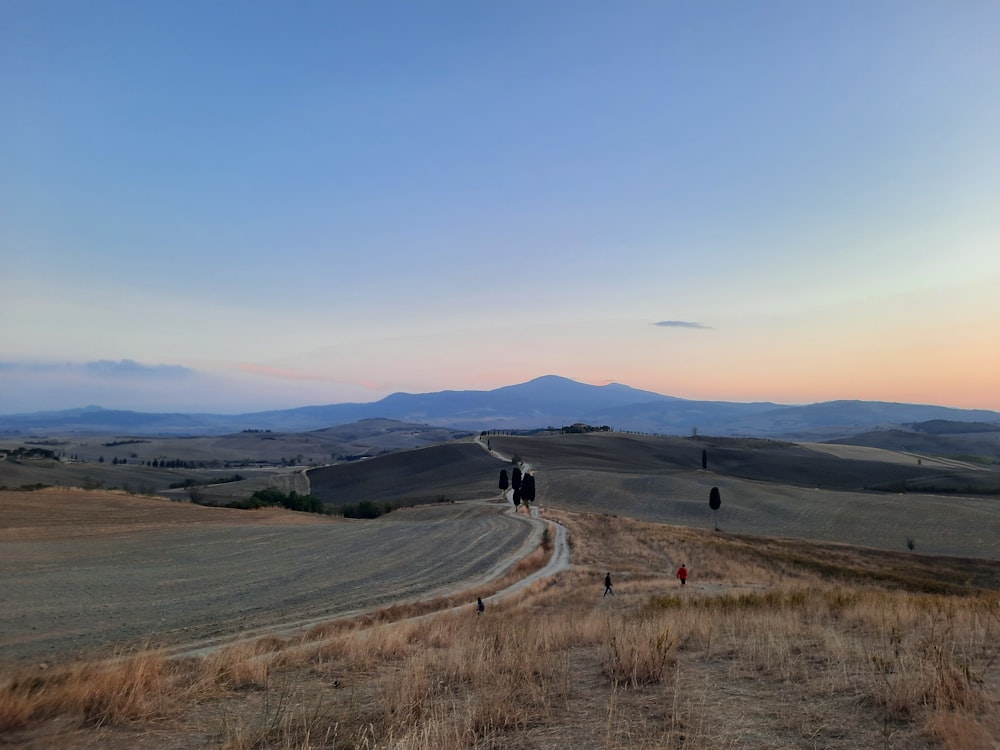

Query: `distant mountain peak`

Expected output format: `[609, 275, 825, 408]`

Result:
[1, 376, 998, 438]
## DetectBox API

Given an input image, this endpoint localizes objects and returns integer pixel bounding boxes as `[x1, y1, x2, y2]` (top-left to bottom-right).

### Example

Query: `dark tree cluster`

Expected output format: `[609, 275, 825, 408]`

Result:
[3, 447, 58, 461]
[558, 423, 612, 434]
[339, 500, 394, 519]
[213, 487, 328, 515]
[520, 473, 536, 504]
[501, 461, 537, 508]
[148, 458, 209, 469]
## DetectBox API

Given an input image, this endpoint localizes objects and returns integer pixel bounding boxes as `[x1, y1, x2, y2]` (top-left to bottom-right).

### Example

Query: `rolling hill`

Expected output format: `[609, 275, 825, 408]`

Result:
[2, 375, 998, 439]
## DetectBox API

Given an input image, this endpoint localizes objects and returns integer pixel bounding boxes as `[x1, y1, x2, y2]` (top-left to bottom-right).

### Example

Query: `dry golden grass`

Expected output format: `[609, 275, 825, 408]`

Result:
[0, 648, 177, 732]
[2, 510, 999, 749]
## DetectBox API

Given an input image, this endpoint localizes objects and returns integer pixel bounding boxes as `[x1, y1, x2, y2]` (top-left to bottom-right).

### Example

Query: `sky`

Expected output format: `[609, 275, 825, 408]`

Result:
[2, 1, 999, 415]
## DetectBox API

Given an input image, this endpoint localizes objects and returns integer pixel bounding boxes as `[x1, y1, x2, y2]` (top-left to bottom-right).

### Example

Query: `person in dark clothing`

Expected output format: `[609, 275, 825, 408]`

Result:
[476, 596, 485, 614]
[603, 572, 614, 597]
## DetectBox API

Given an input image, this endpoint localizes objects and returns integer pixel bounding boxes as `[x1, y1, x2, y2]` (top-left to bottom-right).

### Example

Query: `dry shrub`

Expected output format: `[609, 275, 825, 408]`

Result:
[201, 640, 283, 691]
[216, 679, 336, 750]
[355, 621, 418, 665]
[305, 633, 352, 668]
[382, 720, 464, 750]
[74, 652, 171, 726]
[868, 640, 984, 721]
[924, 709, 998, 750]
[603, 617, 676, 687]
[643, 588, 829, 679]
[302, 606, 569, 747]
[420, 612, 464, 649]
[513, 545, 549, 576]
[0, 672, 48, 732]
[0, 650, 173, 732]
[302, 619, 356, 643]
[847, 592, 995, 723]
[463, 676, 532, 739]
[456, 624, 558, 739]
[380, 654, 432, 726]
[372, 594, 463, 624]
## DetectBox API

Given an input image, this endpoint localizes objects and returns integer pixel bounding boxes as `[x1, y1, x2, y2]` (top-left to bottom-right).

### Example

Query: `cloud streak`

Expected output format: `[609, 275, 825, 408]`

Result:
[653, 321, 711, 330]
[0, 358, 382, 414]
[0, 359, 194, 377]
[84, 359, 194, 377]
[0, 359, 206, 413]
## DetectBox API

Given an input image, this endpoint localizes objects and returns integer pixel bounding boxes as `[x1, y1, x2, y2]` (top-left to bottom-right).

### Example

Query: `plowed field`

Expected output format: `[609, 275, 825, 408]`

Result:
[0, 489, 534, 667]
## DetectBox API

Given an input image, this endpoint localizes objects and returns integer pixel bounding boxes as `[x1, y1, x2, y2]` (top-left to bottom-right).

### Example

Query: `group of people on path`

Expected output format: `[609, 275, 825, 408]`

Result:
[603, 564, 687, 597]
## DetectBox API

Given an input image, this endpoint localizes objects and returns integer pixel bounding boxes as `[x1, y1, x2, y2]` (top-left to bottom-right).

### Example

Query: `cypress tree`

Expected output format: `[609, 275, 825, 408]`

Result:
[709, 486, 721, 531]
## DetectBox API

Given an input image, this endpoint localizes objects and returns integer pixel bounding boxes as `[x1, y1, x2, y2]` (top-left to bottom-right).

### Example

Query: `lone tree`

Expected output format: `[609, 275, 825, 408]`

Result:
[511, 465, 522, 493]
[512, 487, 521, 507]
[709, 486, 721, 531]
[701, 449, 708, 470]
[499, 469, 509, 495]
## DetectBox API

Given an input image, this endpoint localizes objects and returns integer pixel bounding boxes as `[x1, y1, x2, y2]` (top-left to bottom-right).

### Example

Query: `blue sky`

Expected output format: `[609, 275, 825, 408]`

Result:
[2, 1, 999, 414]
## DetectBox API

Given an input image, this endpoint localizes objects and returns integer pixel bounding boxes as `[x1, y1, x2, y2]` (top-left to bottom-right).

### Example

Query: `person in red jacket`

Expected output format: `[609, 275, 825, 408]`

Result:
[676, 564, 688, 586]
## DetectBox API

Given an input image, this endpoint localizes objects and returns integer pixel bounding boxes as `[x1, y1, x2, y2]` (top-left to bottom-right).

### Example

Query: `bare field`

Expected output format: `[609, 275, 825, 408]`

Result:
[0, 420, 466, 467]
[0, 420, 471, 504]
[802, 441, 982, 468]
[490, 433, 1000, 559]
[307, 442, 504, 507]
[0, 489, 535, 668]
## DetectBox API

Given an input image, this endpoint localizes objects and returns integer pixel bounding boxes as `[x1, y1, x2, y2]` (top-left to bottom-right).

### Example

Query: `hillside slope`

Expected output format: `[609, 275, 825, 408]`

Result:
[487, 433, 1000, 559]
[307, 442, 503, 508]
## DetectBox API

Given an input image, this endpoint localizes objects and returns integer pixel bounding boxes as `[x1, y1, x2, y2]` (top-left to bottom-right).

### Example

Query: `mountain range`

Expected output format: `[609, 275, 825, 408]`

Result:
[2, 375, 998, 439]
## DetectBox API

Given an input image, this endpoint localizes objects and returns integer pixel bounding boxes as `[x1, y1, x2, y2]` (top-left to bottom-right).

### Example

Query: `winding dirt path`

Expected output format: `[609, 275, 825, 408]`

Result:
[471, 434, 572, 601]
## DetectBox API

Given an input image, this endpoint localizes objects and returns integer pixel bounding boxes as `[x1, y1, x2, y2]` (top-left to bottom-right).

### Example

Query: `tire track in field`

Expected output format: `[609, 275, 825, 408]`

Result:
[0, 504, 537, 666]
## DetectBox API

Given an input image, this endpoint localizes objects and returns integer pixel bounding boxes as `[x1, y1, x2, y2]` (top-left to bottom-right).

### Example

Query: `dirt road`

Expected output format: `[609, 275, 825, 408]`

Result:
[0, 491, 536, 667]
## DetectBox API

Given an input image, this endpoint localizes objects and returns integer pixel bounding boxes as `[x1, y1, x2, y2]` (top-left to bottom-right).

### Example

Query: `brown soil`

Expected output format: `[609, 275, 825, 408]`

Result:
[0, 489, 535, 668]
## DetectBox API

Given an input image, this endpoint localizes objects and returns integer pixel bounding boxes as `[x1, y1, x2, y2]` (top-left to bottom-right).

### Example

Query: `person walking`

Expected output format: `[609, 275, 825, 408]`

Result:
[476, 596, 485, 614]
[676, 564, 688, 586]
[603, 572, 614, 597]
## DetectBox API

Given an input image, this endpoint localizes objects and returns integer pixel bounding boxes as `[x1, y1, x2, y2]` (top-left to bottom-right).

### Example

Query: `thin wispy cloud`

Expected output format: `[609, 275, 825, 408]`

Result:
[0, 359, 192, 376]
[653, 321, 711, 330]
[0, 359, 201, 413]
[0, 358, 385, 413]
[84, 359, 193, 377]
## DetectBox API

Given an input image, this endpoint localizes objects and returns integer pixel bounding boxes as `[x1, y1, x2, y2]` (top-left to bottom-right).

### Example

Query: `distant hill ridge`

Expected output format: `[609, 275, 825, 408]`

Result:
[1, 375, 998, 438]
